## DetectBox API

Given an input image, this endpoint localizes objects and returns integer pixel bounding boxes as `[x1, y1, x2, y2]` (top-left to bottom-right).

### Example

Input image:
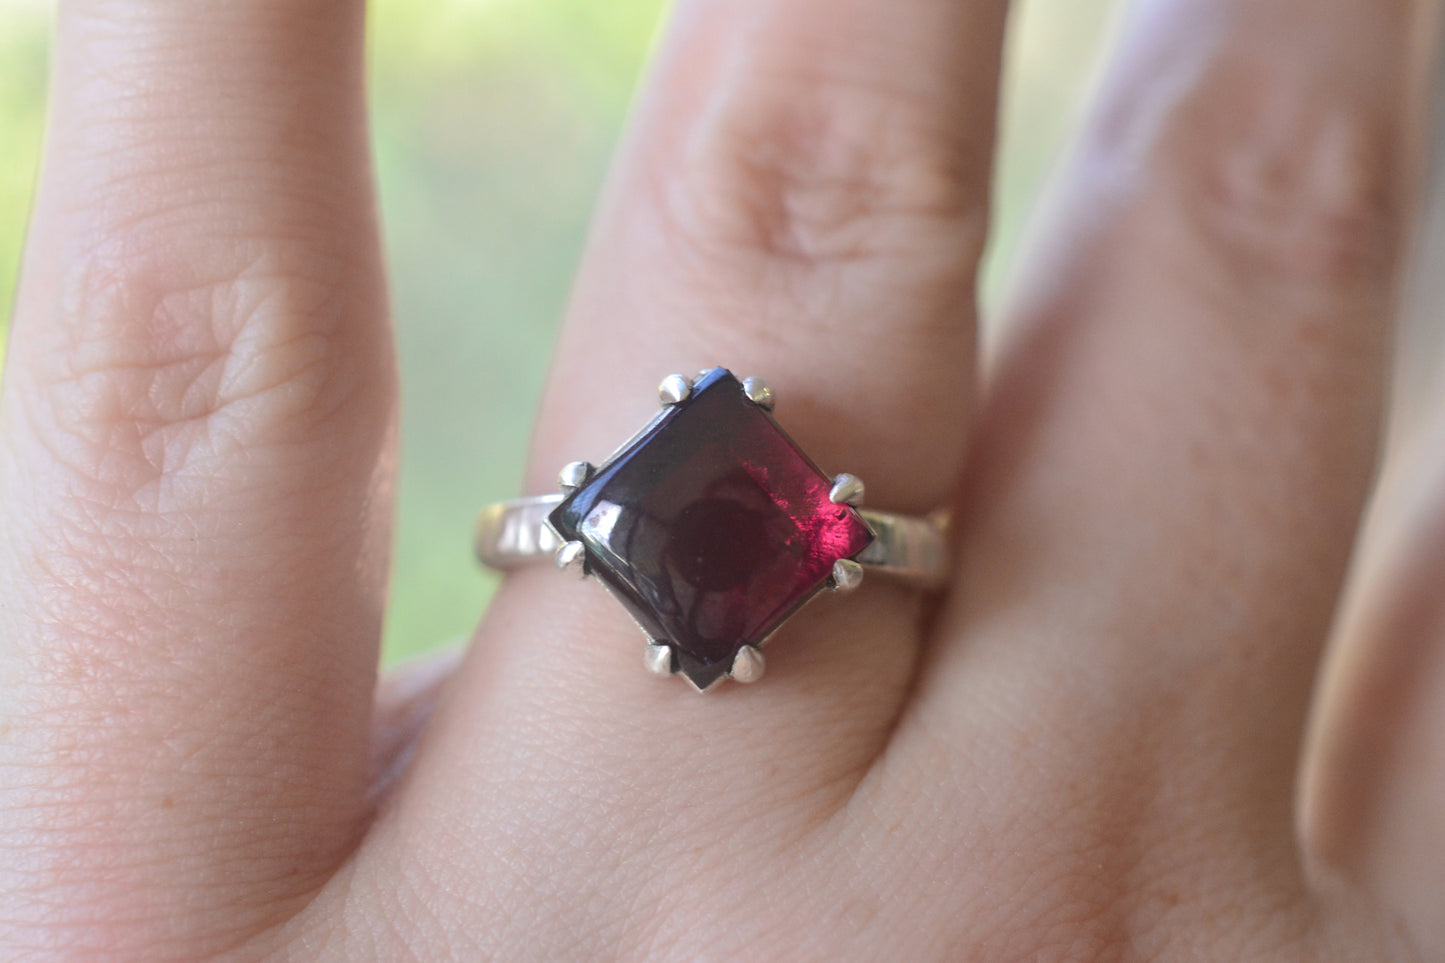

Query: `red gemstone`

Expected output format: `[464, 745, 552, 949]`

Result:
[549, 368, 874, 690]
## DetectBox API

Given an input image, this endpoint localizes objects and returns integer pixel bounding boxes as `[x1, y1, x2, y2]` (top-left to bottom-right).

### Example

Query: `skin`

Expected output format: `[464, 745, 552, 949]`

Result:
[0, 0, 1441, 958]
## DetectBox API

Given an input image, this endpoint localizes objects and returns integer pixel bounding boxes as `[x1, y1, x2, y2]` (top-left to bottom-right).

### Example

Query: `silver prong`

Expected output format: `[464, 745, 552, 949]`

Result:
[741, 377, 775, 411]
[730, 645, 766, 684]
[659, 374, 693, 407]
[554, 540, 588, 579]
[829, 473, 865, 506]
[830, 558, 864, 593]
[558, 460, 594, 494]
[644, 643, 675, 677]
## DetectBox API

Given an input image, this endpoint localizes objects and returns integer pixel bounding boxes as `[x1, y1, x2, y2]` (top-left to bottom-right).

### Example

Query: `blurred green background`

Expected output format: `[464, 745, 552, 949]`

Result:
[0, 0, 1119, 665]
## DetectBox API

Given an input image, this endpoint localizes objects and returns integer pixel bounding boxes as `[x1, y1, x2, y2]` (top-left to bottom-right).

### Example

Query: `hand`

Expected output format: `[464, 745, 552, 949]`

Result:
[1, 0, 1440, 958]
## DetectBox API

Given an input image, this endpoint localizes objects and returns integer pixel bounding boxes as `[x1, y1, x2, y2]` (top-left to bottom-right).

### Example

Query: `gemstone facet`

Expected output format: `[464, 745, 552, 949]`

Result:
[548, 368, 875, 690]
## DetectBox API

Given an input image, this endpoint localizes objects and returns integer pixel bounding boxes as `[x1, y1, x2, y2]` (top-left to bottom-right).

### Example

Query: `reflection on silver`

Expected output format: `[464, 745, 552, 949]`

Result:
[729, 645, 766, 684]
[829, 473, 865, 507]
[554, 540, 588, 579]
[830, 558, 864, 593]
[741, 376, 775, 411]
[558, 460, 594, 495]
[658, 374, 693, 407]
[644, 643, 674, 676]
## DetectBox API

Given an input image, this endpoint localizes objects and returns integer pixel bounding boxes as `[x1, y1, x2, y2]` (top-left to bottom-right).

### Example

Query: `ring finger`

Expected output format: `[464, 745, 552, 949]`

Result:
[338, 0, 1012, 954]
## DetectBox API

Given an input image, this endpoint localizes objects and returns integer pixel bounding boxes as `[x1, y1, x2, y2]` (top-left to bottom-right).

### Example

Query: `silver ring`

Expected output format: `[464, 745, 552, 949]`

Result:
[474, 367, 951, 692]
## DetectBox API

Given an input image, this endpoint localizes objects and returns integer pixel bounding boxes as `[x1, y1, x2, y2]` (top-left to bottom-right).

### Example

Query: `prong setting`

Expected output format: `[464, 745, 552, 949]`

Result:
[541, 368, 878, 692]
[558, 460, 594, 495]
[729, 645, 766, 684]
[741, 377, 775, 411]
[830, 558, 864, 593]
[645, 643, 675, 677]
[829, 473, 865, 506]
[554, 540, 588, 579]
[659, 374, 693, 407]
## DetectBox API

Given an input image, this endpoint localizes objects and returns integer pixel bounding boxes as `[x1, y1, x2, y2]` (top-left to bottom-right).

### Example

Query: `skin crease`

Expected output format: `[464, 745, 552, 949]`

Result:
[0, 0, 1442, 959]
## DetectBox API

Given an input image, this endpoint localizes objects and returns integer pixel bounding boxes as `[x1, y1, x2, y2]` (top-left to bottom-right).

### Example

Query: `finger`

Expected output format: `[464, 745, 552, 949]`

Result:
[527, 0, 1001, 715]
[0, 0, 390, 951]
[513, 0, 1004, 724]
[531, 0, 999, 511]
[899, 0, 1430, 914]
[343, 0, 1008, 951]
[1303, 403, 1445, 961]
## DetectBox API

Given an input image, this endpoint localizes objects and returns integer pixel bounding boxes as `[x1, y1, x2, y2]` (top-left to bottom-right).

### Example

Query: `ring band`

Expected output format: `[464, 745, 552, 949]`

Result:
[476, 495, 949, 585]
[473, 368, 951, 691]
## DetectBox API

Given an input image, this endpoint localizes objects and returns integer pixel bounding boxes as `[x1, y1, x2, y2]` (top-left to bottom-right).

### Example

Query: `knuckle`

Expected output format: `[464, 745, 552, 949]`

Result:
[15, 229, 386, 503]
[1124, 55, 1403, 296]
[656, 66, 989, 284]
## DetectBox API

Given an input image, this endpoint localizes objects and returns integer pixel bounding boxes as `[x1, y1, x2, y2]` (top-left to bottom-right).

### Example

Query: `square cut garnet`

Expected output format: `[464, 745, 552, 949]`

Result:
[548, 368, 874, 691]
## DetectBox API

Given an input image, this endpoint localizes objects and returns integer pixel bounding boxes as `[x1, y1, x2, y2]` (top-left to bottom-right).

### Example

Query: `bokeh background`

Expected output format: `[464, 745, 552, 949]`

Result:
[0, 0, 1123, 664]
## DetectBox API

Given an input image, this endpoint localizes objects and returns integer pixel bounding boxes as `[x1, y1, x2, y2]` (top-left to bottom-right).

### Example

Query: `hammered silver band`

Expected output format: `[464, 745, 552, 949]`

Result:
[474, 494, 951, 589]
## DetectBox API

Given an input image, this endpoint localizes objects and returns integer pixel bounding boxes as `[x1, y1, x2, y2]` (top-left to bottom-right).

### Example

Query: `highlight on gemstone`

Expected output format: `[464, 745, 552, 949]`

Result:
[548, 368, 874, 690]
